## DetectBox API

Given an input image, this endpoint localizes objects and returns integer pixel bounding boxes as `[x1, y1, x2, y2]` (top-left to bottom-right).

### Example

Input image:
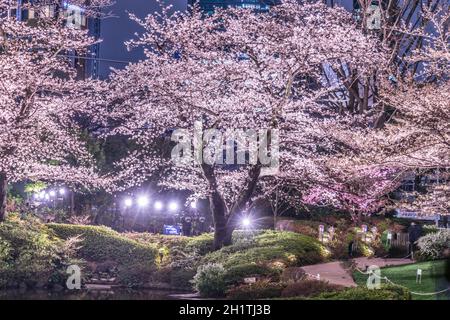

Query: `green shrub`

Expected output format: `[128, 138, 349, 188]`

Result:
[276, 220, 320, 238]
[0, 216, 78, 289]
[315, 285, 411, 300]
[281, 279, 344, 298]
[417, 230, 450, 260]
[422, 225, 440, 236]
[47, 224, 157, 266]
[125, 232, 190, 249]
[192, 263, 227, 297]
[170, 268, 197, 290]
[185, 233, 214, 255]
[224, 263, 281, 285]
[117, 263, 156, 288]
[226, 280, 287, 300]
[203, 231, 328, 269]
[232, 230, 265, 244]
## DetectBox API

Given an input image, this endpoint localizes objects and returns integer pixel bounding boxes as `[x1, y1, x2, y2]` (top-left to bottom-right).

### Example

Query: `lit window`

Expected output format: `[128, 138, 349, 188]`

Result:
[42, 5, 55, 18]
[65, 5, 86, 29]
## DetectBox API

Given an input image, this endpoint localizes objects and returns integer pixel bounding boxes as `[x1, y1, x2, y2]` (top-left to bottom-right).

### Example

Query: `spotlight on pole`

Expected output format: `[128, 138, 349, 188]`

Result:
[137, 195, 149, 208]
[169, 202, 179, 212]
[154, 201, 163, 211]
[124, 197, 133, 208]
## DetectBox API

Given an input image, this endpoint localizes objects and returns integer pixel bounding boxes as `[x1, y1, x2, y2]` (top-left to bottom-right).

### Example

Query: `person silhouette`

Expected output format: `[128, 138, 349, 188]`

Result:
[444, 248, 450, 284]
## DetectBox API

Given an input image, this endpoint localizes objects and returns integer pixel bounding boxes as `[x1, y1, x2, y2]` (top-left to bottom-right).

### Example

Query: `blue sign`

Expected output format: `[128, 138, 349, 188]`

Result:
[163, 225, 181, 235]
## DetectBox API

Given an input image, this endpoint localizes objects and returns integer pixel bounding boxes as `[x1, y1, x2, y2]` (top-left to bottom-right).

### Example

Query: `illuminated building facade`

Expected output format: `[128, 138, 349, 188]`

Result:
[10, 0, 101, 79]
[187, 0, 279, 14]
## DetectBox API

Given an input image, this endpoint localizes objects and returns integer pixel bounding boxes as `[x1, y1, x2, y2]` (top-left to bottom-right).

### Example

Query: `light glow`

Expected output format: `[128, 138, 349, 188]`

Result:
[124, 197, 133, 208]
[169, 202, 179, 212]
[137, 196, 149, 207]
[154, 201, 163, 210]
[242, 218, 251, 228]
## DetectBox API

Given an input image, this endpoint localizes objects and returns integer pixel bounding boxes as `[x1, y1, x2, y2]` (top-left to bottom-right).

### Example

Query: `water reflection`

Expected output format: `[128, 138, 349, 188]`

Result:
[0, 288, 187, 300]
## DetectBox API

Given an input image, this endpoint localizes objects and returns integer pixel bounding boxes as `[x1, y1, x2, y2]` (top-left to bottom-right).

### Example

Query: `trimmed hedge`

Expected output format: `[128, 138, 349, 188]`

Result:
[226, 280, 287, 300]
[226, 279, 346, 300]
[314, 285, 411, 300]
[203, 231, 328, 268]
[47, 224, 157, 266]
[125, 233, 190, 249]
[185, 233, 215, 255]
[0, 215, 78, 289]
[189, 231, 328, 296]
[224, 263, 281, 285]
[192, 263, 228, 297]
[281, 279, 343, 298]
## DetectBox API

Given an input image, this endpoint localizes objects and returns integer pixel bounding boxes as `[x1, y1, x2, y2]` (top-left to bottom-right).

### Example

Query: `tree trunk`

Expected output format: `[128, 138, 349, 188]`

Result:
[70, 191, 77, 216]
[203, 163, 262, 250]
[210, 192, 228, 250]
[222, 165, 262, 247]
[201, 163, 230, 250]
[360, 79, 369, 114]
[351, 211, 362, 224]
[0, 172, 7, 222]
[273, 213, 277, 230]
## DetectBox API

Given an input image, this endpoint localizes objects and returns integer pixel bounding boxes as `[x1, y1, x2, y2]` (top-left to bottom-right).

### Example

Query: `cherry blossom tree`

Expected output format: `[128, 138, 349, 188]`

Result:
[340, 0, 448, 124]
[253, 179, 305, 227]
[301, 164, 404, 221]
[340, 3, 449, 216]
[0, 0, 111, 221]
[107, 1, 384, 249]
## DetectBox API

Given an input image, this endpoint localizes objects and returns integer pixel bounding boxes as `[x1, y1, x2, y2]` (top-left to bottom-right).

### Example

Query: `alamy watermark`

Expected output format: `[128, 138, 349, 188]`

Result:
[366, 265, 381, 290]
[171, 121, 280, 175]
[66, 265, 81, 290]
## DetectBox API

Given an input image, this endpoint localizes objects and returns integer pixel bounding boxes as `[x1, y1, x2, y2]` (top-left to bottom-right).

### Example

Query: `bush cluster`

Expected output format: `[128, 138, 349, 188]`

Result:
[47, 224, 157, 266]
[192, 263, 228, 297]
[191, 231, 328, 297]
[281, 279, 343, 298]
[203, 231, 328, 269]
[315, 285, 411, 300]
[417, 229, 450, 260]
[0, 215, 79, 289]
[226, 280, 287, 300]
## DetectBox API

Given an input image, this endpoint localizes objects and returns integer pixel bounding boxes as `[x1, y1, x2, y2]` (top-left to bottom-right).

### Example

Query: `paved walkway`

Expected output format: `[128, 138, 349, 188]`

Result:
[301, 261, 357, 287]
[300, 258, 415, 288]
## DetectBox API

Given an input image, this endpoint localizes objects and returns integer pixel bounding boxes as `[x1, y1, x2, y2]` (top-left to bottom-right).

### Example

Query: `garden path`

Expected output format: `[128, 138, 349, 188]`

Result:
[300, 258, 414, 288]
[300, 261, 357, 287]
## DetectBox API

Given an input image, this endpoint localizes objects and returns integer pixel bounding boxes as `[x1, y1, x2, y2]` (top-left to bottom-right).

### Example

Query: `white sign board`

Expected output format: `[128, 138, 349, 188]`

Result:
[395, 209, 439, 221]
[244, 277, 257, 284]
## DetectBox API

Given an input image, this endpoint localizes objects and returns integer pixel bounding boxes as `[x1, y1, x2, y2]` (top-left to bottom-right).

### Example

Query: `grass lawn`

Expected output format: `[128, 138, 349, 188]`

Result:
[353, 260, 449, 300]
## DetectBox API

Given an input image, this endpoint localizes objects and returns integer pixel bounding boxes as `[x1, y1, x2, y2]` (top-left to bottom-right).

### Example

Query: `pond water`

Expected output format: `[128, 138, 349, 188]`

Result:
[0, 288, 188, 300]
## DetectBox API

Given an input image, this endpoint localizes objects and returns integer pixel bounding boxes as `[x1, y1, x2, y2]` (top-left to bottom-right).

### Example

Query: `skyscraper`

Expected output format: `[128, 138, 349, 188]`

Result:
[10, 0, 101, 79]
[188, 0, 278, 14]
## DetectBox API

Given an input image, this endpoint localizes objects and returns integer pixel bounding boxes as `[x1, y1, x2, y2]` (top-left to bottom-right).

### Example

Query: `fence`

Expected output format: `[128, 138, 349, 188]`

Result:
[390, 233, 410, 248]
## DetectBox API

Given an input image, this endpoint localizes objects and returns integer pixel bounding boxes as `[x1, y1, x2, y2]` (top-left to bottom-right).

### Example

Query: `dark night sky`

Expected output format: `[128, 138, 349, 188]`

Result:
[97, 0, 353, 79]
[97, 0, 187, 79]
